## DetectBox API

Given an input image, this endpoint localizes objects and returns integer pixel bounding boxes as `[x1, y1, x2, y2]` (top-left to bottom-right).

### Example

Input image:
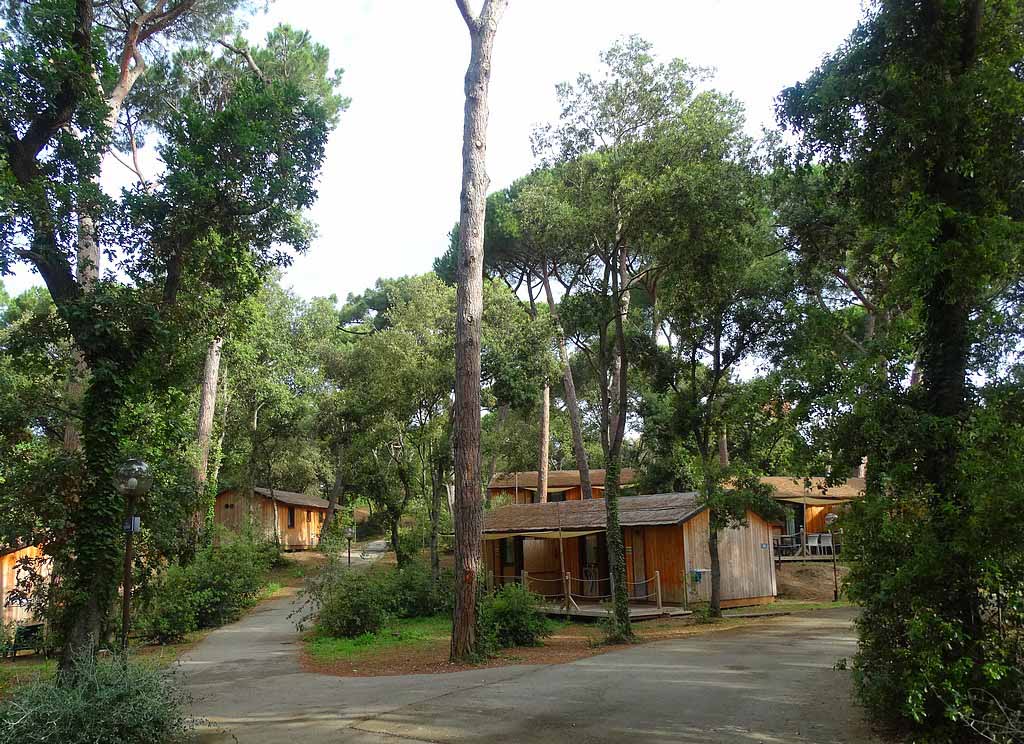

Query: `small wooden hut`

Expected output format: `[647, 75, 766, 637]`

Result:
[0, 546, 47, 624]
[487, 468, 638, 506]
[482, 492, 777, 610]
[214, 487, 331, 551]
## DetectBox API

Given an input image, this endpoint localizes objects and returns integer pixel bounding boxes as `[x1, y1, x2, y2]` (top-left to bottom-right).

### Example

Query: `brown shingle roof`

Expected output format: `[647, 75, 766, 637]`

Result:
[761, 476, 865, 503]
[253, 487, 330, 509]
[488, 468, 637, 489]
[482, 492, 702, 534]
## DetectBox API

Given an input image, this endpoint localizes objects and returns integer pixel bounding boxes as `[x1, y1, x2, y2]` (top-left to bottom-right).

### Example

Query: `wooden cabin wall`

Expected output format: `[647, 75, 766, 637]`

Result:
[683, 510, 777, 607]
[275, 504, 321, 550]
[522, 536, 580, 597]
[488, 487, 535, 506]
[804, 504, 843, 534]
[1, 546, 47, 624]
[214, 490, 323, 549]
[641, 525, 686, 604]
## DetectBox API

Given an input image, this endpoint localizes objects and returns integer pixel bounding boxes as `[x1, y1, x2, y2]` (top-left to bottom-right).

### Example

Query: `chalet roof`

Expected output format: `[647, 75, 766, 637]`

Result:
[482, 492, 702, 534]
[488, 468, 638, 490]
[762, 476, 865, 504]
[252, 487, 330, 509]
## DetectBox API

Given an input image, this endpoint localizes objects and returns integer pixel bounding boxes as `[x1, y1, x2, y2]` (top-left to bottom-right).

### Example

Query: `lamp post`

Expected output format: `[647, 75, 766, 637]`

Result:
[825, 512, 840, 603]
[345, 526, 355, 567]
[115, 459, 153, 651]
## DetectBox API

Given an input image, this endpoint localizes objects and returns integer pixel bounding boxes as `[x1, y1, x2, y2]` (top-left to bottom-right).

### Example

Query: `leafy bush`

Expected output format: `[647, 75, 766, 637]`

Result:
[317, 570, 389, 638]
[478, 584, 552, 654]
[140, 565, 199, 644]
[0, 654, 196, 744]
[190, 538, 272, 628]
[140, 536, 274, 643]
[385, 560, 455, 619]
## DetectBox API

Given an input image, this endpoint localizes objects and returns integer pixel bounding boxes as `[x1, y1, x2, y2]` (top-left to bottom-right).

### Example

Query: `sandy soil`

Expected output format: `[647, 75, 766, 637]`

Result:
[776, 561, 849, 601]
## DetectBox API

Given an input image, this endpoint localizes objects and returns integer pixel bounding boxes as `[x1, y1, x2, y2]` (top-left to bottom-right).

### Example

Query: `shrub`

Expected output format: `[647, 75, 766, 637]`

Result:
[385, 560, 455, 618]
[0, 654, 196, 744]
[317, 570, 389, 638]
[190, 538, 272, 628]
[478, 584, 552, 654]
[140, 565, 199, 644]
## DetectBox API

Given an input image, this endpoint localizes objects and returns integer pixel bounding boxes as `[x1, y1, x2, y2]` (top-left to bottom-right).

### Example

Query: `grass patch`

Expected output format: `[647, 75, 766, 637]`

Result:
[0, 658, 54, 698]
[722, 599, 853, 615]
[306, 614, 452, 663]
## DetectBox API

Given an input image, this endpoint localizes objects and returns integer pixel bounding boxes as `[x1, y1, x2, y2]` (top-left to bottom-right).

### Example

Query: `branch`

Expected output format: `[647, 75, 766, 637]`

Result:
[217, 38, 266, 81]
[455, 0, 477, 28]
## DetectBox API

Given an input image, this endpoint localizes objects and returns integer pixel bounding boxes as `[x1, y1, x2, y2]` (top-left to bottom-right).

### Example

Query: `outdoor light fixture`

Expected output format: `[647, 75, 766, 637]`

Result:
[345, 526, 355, 566]
[115, 459, 152, 651]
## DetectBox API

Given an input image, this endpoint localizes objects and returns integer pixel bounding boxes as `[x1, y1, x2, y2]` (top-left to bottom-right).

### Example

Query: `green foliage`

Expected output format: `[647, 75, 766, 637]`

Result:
[316, 570, 390, 639]
[140, 565, 199, 644]
[477, 584, 552, 654]
[0, 654, 195, 744]
[140, 535, 274, 642]
[386, 561, 455, 619]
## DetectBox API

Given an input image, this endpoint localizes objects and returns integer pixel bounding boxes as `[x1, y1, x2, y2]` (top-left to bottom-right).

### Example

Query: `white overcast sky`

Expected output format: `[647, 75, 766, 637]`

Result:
[4, 0, 864, 301]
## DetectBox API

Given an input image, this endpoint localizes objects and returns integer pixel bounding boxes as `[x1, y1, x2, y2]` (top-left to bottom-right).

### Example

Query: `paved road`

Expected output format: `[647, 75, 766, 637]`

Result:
[184, 586, 876, 743]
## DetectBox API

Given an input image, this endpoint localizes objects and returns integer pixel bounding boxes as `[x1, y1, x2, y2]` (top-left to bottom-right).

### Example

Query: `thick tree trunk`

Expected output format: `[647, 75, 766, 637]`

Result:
[717, 429, 729, 468]
[541, 271, 593, 499]
[451, 0, 507, 662]
[390, 512, 407, 568]
[537, 383, 550, 503]
[429, 456, 446, 584]
[60, 369, 129, 667]
[603, 260, 632, 639]
[190, 336, 222, 547]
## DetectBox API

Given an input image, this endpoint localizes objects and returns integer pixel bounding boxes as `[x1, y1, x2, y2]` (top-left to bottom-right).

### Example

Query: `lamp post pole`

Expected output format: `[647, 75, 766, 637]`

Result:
[825, 512, 839, 603]
[346, 526, 355, 567]
[116, 460, 153, 652]
[121, 492, 137, 651]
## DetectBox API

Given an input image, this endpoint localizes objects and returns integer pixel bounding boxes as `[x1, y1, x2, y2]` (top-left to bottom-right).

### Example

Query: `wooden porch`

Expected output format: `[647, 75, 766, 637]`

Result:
[539, 600, 692, 620]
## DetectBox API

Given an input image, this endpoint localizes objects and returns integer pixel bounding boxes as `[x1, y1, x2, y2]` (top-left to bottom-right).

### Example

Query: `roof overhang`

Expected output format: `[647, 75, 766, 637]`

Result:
[483, 529, 605, 540]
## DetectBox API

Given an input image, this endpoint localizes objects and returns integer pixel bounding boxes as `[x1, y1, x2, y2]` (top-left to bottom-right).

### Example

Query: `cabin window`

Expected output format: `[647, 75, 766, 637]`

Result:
[306, 510, 312, 523]
[318, 511, 325, 523]
[548, 491, 566, 503]
[501, 538, 514, 564]
[223, 503, 234, 510]
[287, 507, 295, 528]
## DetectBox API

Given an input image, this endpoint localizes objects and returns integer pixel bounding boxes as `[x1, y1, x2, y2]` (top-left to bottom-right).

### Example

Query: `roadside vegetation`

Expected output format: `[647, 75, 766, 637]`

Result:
[0, 1, 1020, 743]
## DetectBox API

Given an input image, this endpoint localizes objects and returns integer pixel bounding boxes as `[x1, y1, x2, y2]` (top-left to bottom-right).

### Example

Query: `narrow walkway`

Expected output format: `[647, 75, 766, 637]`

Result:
[184, 597, 877, 743]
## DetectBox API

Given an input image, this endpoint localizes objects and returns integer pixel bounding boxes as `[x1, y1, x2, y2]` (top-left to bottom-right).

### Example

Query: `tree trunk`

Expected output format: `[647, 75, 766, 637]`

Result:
[541, 270, 593, 499]
[603, 258, 632, 639]
[209, 364, 230, 491]
[537, 383, 550, 503]
[451, 0, 507, 663]
[390, 513, 406, 568]
[707, 433, 729, 618]
[60, 369, 129, 667]
[708, 514, 723, 617]
[320, 444, 346, 543]
[429, 456, 446, 584]
[190, 336, 222, 547]
[485, 403, 509, 506]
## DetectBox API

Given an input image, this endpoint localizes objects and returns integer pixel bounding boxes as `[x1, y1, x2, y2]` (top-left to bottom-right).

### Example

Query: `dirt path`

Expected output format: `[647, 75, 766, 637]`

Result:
[183, 601, 877, 744]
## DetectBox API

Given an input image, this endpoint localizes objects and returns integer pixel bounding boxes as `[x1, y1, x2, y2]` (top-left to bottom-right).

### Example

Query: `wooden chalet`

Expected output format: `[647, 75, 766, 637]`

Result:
[0, 545, 47, 624]
[488, 468, 638, 505]
[483, 492, 777, 615]
[763, 476, 864, 559]
[214, 486, 331, 551]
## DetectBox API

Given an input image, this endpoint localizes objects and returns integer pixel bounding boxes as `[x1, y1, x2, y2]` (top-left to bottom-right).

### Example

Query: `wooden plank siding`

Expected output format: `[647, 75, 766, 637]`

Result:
[0, 546, 47, 624]
[683, 509, 776, 606]
[214, 489, 326, 550]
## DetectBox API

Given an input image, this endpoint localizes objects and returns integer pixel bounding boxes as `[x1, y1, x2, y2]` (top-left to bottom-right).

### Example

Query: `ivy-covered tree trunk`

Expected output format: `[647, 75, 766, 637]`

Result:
[603, 456, 631, 637]
[60, 367, 129, 667]
[320, 445, 346, 543]
[451, 0, 507, 662]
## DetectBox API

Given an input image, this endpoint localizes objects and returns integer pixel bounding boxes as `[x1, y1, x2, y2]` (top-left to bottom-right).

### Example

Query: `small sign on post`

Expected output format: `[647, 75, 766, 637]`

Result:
[122, 516, 141, 534]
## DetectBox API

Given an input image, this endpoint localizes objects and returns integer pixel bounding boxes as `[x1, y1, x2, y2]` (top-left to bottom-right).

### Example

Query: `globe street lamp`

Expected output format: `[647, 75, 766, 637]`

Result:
[115, 459, 153, 650]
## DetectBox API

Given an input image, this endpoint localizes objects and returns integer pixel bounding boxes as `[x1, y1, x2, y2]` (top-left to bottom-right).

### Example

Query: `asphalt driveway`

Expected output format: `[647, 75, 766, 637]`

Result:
[184, 601, 877, 744]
